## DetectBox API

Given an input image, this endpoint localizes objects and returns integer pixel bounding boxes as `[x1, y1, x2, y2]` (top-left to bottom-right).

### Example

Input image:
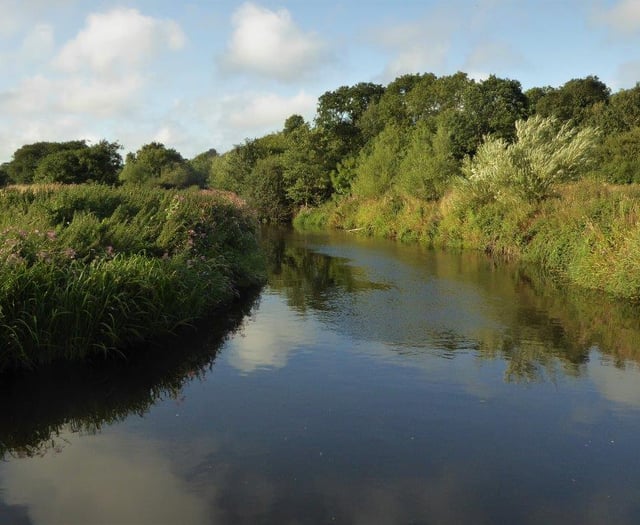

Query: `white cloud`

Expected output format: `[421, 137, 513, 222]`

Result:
[464, 41, 524, 73]
[53, 8, 185, 76]
[597, 0, 640, 35]
[222, 2, 328, 81]
[20, 23, 54, 61]
[370, 14, 459, 81]
[57, 75, 145, 115]
[0, 73, 143, 117]
[0, 7, 189, 161]
[227, 90, 316, 130]
[614, 59, 640, 89]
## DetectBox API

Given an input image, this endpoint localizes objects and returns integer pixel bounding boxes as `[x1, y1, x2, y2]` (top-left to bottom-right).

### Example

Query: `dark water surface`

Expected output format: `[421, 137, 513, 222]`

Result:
[2, 228, 640, 524]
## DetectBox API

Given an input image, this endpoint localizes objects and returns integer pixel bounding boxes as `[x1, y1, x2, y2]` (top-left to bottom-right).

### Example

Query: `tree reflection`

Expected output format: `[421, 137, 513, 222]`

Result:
[262, 226, 390, 313]
[261, 228, 640, 383]
[0, 290, 260, 459]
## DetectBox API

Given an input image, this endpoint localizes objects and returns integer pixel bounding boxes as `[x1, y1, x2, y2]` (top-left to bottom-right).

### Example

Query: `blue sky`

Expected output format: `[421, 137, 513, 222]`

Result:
[0, 0, 639, 162]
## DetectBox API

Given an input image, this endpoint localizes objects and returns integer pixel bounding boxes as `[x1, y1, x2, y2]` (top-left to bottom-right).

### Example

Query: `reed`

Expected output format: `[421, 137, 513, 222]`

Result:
[0, 184, 265, 370]
[294, 179, 640, 301]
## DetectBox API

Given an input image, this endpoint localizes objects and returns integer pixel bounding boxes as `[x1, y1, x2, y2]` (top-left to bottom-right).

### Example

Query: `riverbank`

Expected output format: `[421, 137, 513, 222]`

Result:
[0, 184, 265, 370]
[294, 179, 640, 301]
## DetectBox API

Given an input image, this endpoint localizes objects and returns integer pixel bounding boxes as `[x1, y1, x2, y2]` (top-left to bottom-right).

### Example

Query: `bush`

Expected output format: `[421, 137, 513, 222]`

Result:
[460, 115, 599, 204]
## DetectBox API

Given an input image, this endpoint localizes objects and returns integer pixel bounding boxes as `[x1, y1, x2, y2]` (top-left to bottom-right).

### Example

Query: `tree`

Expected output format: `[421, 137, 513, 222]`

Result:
[535, 76, 610, 125]
[281, 124, 330, 206]
[596, 126, 640, 183]
[284, 114, 306, 134]
[158, 162, 202, 189]
[0, 163, 10, 187]
[396, 119, 460, 200]
[75, 140, 123, 184]
[589, 83, 640, 134]
[119, 142, 184, 186]
[189, 148, 218, 186]
[31, 140, 122, 185]
[405, 72, 470, 122]
[352, 123, 407, 198]
[6, 141, 86, 184]
[315, 82, 386, 165]
[447, 75, 529, 158]
[34, 150, 84, 184]
[209, 148, 251, 193]
[246, 156, 291, 222]
[358, 73, 426, 141]
[461, 115, 599, 204]
[525, 86, 554, 116]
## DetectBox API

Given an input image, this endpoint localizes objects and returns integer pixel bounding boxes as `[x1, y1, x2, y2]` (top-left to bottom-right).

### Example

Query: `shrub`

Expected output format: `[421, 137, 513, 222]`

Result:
[460, 116, 599, 204]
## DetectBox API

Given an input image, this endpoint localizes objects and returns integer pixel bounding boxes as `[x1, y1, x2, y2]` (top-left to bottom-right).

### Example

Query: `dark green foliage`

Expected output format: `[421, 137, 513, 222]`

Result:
[34, 150, 84, 184]
[525, 86, 554, 115]
[535, 76, 610, 125]
[189, 148, 218, 182]
[589, 83, 640, 134]
[283, 114, 306, 134]
[209, 147, 251, 193]
[315, 82, 386, 164]
[6, 141, 87, 184]
[246, 156, 291, 222]
[447, 75, 529, 158]
[75, 140, 124, 184]
[282, 124, 331, 206]
[358, 73, 426, 140]
[119, 142, 203, 189]
[405, 71, 469, 121]
[158, 162, 202, 189]
[0, 164, 8, 187]
[6, 140, 122, 185]
[597, 126, 640, 183]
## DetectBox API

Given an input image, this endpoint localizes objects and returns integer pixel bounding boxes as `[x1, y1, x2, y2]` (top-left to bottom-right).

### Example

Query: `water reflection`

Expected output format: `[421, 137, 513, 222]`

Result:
[2, 432, 211, 525]
[225, 292, 326, 373]
[0, 291, 259, 459]
[262, 228, 640, 385]
[3, 229, 640, 524]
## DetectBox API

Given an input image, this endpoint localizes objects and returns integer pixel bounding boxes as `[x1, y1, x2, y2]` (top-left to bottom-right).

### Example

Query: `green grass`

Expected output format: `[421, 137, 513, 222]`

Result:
[0, 184, 265, 370]
[294, 179, 640, 301]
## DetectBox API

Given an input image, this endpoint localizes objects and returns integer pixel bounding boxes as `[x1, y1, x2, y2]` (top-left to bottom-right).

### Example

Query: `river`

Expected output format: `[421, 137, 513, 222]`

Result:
[1, 227, 640, 524]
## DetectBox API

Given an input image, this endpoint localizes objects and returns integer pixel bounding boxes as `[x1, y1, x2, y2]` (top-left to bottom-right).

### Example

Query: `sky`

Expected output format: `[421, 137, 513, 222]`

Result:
[0, 0, 639, 162]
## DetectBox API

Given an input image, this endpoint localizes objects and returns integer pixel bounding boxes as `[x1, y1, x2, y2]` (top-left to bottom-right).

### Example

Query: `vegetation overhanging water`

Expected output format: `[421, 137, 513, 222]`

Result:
[0, 185, 265, 370]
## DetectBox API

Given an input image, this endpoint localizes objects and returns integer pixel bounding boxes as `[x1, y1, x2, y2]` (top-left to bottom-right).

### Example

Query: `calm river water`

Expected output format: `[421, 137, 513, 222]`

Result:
[2, 228, 640, 524]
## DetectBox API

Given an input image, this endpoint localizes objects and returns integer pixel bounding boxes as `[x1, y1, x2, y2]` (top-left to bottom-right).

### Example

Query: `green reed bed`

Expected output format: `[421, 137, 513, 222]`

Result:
[0, 185, 265, 370]
[295, 180, 640, 301]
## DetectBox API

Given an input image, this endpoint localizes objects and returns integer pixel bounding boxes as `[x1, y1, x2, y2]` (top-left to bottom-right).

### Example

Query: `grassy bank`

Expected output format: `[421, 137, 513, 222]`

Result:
[0, 184, 265, 370]
[294, 179, 640, 301]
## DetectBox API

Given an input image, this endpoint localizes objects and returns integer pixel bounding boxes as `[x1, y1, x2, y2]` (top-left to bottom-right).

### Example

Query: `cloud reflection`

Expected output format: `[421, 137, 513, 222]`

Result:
[225, 292, 323, 373]
[1, 431, 210, 525]
[589, 354, 640, 409]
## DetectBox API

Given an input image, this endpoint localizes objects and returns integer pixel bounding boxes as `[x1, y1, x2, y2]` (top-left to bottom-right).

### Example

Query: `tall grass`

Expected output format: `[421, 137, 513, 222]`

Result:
[0, 184, 265, 370]
[294, 179, 640, 301]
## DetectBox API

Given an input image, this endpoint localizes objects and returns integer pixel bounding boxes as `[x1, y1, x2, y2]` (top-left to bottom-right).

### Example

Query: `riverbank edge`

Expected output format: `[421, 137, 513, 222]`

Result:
[293, 179, 640, 301]
[0, 185, 266, 371]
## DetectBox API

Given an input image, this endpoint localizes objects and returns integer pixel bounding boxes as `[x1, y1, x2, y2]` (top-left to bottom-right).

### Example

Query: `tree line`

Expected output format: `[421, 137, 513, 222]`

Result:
[2, 72, 640, 221]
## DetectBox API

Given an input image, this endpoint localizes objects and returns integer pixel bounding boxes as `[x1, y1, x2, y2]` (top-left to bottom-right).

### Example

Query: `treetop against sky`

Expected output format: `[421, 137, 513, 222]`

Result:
[0, 0, 638, 161]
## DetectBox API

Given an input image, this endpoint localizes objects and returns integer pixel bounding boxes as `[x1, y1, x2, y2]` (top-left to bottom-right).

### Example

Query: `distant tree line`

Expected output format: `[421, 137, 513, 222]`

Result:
[0, 140, 216, 190]
[2, 72, 640, 221]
